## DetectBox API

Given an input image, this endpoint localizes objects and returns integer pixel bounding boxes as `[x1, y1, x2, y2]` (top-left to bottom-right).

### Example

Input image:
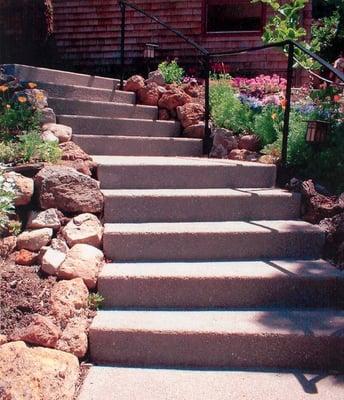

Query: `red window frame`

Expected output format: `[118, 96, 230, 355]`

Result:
[202, 0, 266, 36]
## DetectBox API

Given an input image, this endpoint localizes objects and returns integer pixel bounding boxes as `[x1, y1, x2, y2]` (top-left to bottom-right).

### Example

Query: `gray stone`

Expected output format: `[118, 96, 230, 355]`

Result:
[27, 209, 61, 230]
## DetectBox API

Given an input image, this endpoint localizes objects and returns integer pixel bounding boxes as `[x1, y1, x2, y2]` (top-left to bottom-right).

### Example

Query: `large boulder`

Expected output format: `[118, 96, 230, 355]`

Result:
[56, 317, 88, 358]
[137, 82, 162, 106]
[0, 341, 79, 400]
[43, 123, 72, 143]
[301, 180, 343, 224]
[124, 75, 145, 92]
[11, 314, 62, 348]
[210, 128, 238, 158]
[17, 228, 53, 252]
[27, 208, 61, 230]
[59, 141, 96, 176]
[50, 278, 89, 323]
[35, 166, 104, 213]
[4, 171, 34, 206]
[146, 70, 165, 86]
[177, 102, 205, 128]
[238, 134, 262, 152]
[158, 88, 191, 111]
[58, 244, 104, 289]
[62, 213, 103, 248]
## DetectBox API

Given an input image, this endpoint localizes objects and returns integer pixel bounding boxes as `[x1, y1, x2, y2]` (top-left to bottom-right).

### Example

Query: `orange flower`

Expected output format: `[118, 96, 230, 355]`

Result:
[333, 94, 341, 102]
[17, 96, 27, 103]
[0, 85, 8, 92]
[28, 82, 37, 89]
[280, 98, 287, 109]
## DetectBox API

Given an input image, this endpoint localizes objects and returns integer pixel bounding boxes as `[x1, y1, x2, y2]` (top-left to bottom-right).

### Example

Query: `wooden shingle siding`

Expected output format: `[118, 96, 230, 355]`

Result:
[51, 0, 312, 76]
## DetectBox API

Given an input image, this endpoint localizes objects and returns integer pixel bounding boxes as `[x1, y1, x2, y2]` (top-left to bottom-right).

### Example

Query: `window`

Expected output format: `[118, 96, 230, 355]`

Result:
[205, 0, 263, 33]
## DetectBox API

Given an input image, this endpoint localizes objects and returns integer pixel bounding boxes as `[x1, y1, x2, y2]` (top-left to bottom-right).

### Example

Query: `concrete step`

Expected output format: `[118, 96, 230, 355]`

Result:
[3, 63, 120, 90]
[38, 82, 134, 104]
[89, 309, 344, 369]
[74, 135, 202, 157]
[98, 259, 344, 308]
[58, 115, 180, 137]
[78, 366, 344, 400]
[94, 156, 277, 189]
[103, 220, 324, 261]
[102, 188, 300, 223]
[48, 97, 157, 120]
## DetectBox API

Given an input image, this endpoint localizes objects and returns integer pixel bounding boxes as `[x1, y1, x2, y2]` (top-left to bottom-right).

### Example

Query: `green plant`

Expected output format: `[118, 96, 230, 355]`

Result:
[0, 172, 16, 236]
[7, 220, 22, 236]
[0, 132, 61, 164]
[253, 105, 283, 146]
[210, 80, 254, 133]
[158, 60, 185, 84]
[88, 293, 104, 310]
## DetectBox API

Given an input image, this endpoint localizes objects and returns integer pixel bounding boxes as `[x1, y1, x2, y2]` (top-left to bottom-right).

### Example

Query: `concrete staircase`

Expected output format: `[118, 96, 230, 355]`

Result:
[10, 65, 344, 399]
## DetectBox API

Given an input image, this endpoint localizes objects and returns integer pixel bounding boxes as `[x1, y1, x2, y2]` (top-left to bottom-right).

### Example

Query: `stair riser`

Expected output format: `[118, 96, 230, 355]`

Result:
[104, 231, 324, 261]
[98, 165, 276, 189]
[58, 116, 180, 137]
[90, 331, 343, 370]
[49, 98, 157, 120]
[4, 64, 120, 90]
[103, 193, 300, 222]
[74, 136, 203, 157]
[99, 277, 343, 308]
[38, 82, 134, 104]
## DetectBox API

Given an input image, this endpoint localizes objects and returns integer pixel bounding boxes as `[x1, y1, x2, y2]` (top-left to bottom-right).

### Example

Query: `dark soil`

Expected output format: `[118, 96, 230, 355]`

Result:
[0, 257, 56, 336]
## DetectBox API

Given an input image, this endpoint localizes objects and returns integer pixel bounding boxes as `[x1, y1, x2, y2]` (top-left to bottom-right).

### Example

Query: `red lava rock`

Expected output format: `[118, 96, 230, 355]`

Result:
[183, 81, 201, 98]
[124, 75, 145, 92]
[158, 88, 191, 111]
[183, 123, 205, 139]
[11, 314, 62, 348]
[59, 141, 96, 176]
[238, 134, 262, 152]
[15, 249, 38, 266]
[0, 236, 17, 259]
[158, 108, 171, 121]
[137, 82, 161, 106]
[177, 102, 205, 128]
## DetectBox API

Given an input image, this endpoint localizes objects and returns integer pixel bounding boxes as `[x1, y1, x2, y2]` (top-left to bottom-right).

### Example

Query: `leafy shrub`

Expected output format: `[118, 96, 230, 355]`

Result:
[0, 172, 15, 235]
[158, 60, 185, 84]
[210, 80, 254, 134]
[254, 105, 283, 146]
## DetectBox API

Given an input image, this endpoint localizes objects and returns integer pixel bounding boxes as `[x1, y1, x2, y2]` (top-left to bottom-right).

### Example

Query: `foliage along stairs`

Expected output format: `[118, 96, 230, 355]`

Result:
[11, 64, 344, 399]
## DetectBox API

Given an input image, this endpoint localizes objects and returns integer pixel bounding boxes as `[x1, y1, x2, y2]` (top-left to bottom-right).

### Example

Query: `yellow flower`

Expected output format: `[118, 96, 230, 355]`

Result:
[0, 85, 8, 92]
[17, 96, 27, 103]
[28, 82, 37, 89]
[35, 92, 45, 101]
[271, 113, 277, 120]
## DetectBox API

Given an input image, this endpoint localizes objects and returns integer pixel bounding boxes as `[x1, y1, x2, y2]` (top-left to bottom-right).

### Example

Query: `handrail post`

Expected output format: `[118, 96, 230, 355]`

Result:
[281, 41, 294, 168]
[119, 1, 126, 90]
[203, 54, 211, 155]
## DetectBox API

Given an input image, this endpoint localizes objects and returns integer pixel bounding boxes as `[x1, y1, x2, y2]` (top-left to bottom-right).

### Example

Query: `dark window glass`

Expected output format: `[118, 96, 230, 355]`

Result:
[207, 0, 263, 32]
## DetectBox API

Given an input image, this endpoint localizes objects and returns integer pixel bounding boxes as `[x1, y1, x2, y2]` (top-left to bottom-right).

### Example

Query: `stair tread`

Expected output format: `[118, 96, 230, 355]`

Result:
[94, 155, 276, 168]
[100, 259, 342, 279]
[58, 114, 179, 125]
[102, 187, 296, 197]
[49, 96, 156, 109]
[104, 220, 322, 234]
[91, 308, 344, 336]
[79, 135, 201, 142]
[78, 366, 344, 400]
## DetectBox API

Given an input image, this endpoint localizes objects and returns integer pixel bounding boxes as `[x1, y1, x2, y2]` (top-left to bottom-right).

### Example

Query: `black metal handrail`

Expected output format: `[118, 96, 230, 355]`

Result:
[118, 0, 344, 166]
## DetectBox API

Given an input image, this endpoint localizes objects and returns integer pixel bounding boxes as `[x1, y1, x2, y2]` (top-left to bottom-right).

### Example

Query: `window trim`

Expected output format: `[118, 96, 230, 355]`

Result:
[202, 0, 267, 36]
